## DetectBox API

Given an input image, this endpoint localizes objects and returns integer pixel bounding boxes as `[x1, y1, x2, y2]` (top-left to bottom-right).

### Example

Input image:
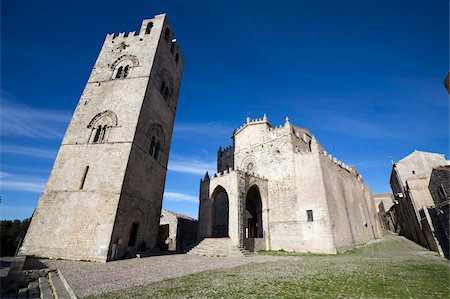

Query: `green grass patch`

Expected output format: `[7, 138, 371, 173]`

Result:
[257, 249, 332, 256]
[88, 234, 450, 299]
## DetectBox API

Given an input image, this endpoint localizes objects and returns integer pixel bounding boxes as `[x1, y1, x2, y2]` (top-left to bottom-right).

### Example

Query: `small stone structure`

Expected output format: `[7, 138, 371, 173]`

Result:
[389, 150, 449, 258]
[374, 193, 395, 231]
[157, 210, 197, 252]
[20, 14, 184, 262]
[198, 115, 381, 254]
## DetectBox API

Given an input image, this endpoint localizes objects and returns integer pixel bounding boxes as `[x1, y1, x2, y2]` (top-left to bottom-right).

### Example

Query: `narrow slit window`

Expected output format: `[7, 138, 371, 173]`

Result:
[80, 166, 89, 190]
[307, 210, 314, 222]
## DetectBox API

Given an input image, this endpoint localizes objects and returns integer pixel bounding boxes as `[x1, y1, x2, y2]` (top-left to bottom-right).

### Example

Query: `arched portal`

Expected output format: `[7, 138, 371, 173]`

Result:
[245, 185, 263, 239]
[212, 186, 229, 237]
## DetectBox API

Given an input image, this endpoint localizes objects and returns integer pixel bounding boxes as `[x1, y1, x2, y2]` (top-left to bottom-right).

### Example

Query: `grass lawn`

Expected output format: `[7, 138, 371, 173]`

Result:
[88, 233, 449, 298]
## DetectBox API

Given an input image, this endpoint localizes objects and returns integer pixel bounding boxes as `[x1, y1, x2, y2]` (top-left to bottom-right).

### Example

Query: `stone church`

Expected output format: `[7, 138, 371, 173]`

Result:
[197, 116, 381, 254]
[20, 14, 183, 262]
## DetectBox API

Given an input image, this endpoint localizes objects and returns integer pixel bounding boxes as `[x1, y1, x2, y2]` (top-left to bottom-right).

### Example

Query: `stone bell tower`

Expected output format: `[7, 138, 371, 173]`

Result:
[20, 14, 183, 262]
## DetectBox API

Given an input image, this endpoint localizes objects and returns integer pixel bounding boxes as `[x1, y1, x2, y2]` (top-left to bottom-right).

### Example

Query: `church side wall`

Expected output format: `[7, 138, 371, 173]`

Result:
[319, 154, 376, 252]
[287, 150, 336, 253]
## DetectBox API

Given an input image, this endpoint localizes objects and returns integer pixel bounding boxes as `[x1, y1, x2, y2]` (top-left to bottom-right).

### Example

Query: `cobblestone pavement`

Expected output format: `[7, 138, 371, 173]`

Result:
[43, 233, 450, 298]
[42, 253, 284, 297]
[88, 232, 450, 298]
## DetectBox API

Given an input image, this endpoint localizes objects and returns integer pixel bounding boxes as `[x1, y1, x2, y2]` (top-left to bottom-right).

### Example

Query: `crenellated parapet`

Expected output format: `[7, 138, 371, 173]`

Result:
[321, 150, 363, 181]
[104, 14, 182, 66]
[200, 167, 268, 183]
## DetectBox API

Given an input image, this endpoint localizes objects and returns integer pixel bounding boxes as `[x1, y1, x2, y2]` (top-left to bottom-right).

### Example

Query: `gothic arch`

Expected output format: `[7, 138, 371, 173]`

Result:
[244, 185, 263, 240]
[211, 185, 229, 238]
[88, 110, 118, 128]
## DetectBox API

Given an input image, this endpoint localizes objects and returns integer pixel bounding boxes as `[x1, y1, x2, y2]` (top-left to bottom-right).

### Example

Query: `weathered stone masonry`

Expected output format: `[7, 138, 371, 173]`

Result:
[20, 14, 184, 262]
[198, 116, 381, 254]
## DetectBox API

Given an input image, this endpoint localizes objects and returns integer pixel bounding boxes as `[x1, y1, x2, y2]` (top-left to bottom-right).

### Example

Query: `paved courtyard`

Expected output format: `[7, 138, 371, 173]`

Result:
[43, 232, 449, 298]
[43, 252, 281, 297]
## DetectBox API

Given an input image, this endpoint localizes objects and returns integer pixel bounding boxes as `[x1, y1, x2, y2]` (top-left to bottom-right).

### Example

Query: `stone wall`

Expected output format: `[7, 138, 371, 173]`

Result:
[20, 14, 183, 262]
[198, 116, 379, 254]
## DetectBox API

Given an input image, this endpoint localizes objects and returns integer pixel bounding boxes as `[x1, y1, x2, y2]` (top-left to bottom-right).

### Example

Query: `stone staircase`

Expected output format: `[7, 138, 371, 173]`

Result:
[18, 269, 77, 299]
[187, 238, 254, 257]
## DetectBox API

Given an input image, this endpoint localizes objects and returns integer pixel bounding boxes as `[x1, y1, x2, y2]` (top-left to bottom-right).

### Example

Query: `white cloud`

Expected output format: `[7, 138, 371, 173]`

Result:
[0, 93, 71, 139]
[1, 145, 56, 159]
[163, 191, 198, 203]
[0, 172, 46, 193]
[168, 155, 216, 175]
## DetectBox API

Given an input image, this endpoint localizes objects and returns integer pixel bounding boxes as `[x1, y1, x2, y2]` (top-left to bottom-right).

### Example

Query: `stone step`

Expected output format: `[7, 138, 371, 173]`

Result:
[188, 238, 253, 257]
[49, 272, 73, 299]
[39, 276, 54, 299]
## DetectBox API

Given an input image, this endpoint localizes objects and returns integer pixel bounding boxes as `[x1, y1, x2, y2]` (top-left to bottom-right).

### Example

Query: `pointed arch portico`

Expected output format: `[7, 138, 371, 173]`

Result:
[201, 170, 270, 251]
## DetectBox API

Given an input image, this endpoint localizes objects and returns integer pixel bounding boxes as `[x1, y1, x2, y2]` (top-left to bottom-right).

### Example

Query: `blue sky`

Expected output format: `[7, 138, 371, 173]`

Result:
[1, 0, 448, 220]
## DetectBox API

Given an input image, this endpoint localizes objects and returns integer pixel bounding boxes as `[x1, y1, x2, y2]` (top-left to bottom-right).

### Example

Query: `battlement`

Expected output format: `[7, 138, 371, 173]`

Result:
[200, 167, 268, 183]
[218, 145, 234, 155]
[321, 150, 363, 181]
[104, 14, 182, 65]
[233, 114, 270, 136]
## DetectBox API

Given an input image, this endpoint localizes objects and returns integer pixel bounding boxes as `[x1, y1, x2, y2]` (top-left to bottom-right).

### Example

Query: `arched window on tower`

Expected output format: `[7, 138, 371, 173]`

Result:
[88, 111, 118, 143]
[115, 65, 129, 79]
[160, 80, 170, 100]
[147, 124, 164, 161]
[92, 125, 108, 143]
[115, 66, 123, 79]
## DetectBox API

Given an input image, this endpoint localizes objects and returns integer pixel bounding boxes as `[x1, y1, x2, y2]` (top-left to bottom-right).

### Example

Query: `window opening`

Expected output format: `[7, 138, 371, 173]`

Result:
[307, 210, 314, 222]
[128, 222, 139, 247]
[145, 22, 153, 34]
[79, 166, 89, 190]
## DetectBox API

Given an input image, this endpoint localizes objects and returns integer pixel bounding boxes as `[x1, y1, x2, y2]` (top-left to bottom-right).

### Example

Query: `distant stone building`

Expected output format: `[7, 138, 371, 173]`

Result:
[373, 193, 395, 231]
[427, 166, 449, 258]
[196, 116, 381, 255]
[373, 193, 394, 214]
[20, 14, 184, 262]
[390, 150, 448, 258]
[158, 210, 197, 252]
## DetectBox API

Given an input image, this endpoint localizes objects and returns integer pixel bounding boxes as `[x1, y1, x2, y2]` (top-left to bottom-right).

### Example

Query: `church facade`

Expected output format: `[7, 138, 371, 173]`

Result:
[20, 14, 183, 262]
[198, 116, 381, 254]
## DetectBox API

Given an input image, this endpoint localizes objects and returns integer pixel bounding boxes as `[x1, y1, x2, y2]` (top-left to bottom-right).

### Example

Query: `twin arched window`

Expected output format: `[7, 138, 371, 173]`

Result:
[147, 124, 165, 160]
[149, 136, 161, 159]
[88, 110, 118, 143]
[159, 70, 173, 101]
[160, 80, 170, 100]
[115, 65, 129, 79]
[111, 55, 139, 80]
[93, 125, 108, 142]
